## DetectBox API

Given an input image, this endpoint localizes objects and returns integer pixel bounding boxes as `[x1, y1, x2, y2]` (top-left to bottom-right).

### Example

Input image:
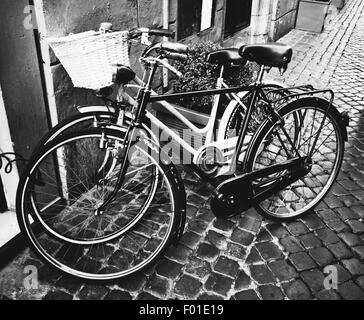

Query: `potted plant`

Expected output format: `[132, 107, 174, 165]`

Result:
[296, 0, 332, 33]
[152, 42, 254, 148]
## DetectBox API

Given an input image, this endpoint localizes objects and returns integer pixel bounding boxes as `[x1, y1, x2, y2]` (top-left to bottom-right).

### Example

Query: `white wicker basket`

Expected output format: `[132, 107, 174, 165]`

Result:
[47, 30, 130, 90]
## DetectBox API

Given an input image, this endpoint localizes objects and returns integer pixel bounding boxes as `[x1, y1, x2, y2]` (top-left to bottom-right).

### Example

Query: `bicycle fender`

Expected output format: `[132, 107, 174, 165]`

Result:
[139, 138, 187, 247]
[76, 105, 117, 114]
[261, 79, 288, 89]
[339, 111, 350, 142]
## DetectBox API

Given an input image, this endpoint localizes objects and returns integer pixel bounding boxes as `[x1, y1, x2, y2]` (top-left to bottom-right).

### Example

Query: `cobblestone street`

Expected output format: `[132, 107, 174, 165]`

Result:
[1, 0, 364, 300]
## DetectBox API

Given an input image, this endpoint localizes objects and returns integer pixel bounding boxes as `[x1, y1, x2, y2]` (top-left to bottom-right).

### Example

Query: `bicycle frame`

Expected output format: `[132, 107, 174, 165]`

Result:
[118, 62, 288, 177]
[135, 65, 284, 174]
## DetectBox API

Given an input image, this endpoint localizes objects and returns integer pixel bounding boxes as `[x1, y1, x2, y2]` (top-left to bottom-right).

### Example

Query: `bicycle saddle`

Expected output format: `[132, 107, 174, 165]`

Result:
[206, 48, 247, 66]
[239, 43, 292, 69]
[112, 65, 136, 85]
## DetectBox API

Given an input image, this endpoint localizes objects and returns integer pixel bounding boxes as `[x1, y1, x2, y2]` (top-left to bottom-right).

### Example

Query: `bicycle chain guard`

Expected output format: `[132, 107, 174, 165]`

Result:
[210, 157, 310, 219]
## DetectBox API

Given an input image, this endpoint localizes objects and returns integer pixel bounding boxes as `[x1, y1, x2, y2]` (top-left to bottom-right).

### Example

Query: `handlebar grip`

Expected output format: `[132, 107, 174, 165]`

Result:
[128, 27, 142, 39]
[148, 28, 175, 39]
[161, 42, 188, 54]
[166, 52, 188, 62]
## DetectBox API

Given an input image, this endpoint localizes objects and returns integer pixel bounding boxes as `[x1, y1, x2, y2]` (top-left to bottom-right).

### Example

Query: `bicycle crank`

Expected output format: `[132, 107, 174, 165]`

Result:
[210, 181, 253, 219]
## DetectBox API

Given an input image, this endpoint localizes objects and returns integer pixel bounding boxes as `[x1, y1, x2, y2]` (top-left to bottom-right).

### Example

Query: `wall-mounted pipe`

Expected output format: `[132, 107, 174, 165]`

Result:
[163, 0, 169, 90]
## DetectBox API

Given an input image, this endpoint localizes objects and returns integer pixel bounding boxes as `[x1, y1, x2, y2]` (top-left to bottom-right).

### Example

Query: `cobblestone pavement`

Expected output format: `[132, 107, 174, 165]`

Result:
[1, 0, 364, 300]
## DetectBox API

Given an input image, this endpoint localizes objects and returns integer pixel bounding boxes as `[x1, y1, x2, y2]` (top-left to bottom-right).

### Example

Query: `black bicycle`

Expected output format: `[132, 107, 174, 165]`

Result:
[16, 41, 349, 280]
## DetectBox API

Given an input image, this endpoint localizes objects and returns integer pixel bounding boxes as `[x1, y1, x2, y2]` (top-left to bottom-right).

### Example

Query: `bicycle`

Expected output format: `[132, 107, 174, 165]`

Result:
[16, 39, 349, 280]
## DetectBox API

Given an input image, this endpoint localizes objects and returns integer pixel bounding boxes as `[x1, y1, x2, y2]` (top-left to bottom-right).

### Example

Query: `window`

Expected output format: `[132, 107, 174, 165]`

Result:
[178, 0, 216, 40]
[224, 0, 253, 37]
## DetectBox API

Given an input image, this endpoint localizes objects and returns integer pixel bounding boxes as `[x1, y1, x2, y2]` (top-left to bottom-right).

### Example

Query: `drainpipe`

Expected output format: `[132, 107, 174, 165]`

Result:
[33, 0, 59, 130]
[163, 0, 169, 91]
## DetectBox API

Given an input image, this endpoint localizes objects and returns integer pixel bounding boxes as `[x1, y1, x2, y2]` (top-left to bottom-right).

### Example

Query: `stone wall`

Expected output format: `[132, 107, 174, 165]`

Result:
[250, 0, 274, 43]
[270, 0, 300, 41]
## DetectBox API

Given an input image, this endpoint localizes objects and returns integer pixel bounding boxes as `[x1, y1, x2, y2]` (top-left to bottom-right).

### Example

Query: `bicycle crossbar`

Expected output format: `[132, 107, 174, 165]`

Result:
[148, 85, 254, 103]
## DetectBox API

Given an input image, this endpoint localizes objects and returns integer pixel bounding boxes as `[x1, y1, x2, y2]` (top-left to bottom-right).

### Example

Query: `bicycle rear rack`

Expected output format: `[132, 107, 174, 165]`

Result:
[267, 84, 350, 141]
[266, 84, 335, 107]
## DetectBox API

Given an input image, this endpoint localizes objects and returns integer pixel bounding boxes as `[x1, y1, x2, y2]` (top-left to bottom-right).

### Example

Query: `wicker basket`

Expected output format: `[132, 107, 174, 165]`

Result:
[47, 30, 130, 90]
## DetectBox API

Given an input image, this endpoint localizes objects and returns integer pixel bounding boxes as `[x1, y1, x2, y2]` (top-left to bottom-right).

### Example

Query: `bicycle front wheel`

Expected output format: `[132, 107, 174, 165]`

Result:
[17, 128, 182, 280]
[245, 97, 345, 220]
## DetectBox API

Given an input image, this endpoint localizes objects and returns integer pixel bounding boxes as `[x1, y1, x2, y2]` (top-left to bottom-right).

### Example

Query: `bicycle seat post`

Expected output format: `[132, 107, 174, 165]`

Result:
[256, 65, 266, 85]
[217, 65, 225, 89]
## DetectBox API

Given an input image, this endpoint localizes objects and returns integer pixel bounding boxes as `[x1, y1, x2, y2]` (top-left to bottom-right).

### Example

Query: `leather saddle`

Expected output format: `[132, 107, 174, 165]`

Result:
[239, 43, 293, 69]
[206, 48, 246, 66]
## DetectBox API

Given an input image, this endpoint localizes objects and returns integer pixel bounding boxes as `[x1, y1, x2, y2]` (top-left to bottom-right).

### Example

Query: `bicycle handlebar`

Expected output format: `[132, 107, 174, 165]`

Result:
[160, 42, 189, 54]
[148, 28, 175, 38]
[165, 52, 188, 62]
[128, 27, 175, 40]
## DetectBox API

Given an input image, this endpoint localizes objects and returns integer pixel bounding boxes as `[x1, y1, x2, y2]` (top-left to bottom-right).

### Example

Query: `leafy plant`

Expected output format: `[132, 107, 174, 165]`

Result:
[172, 42, 254, 113]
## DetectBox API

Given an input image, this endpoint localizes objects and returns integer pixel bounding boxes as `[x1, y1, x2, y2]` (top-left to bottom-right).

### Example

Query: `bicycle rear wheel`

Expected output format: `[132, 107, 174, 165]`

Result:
[245, 97, 345, 220]
[17, 128, 183, 280]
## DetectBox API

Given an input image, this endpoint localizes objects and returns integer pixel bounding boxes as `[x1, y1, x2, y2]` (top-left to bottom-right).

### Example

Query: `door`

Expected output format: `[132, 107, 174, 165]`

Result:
[224, 0, 253, 37]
